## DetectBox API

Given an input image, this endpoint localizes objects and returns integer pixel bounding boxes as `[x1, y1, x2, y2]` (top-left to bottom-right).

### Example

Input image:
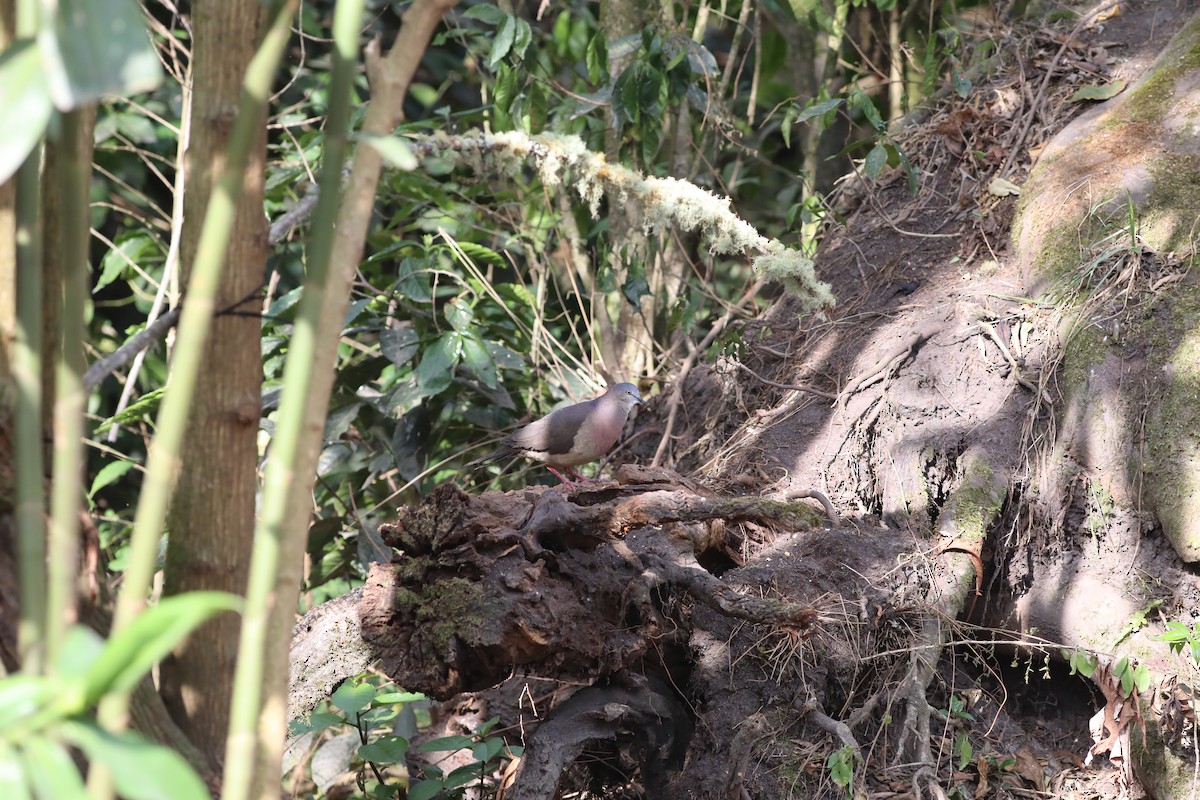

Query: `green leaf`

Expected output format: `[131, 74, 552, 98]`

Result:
[472, 737, 504, 763]
[586, 32, 608, 84]
[407, 780, 443, 800]
[493, 63, 519, 119]
[851, 89, 885, 131]
[488, 14, 516, 68]
[461, 335, 498, 389]
[417, 734, 474, 752]
[0, 741, 31, 800]
[60, 722, 208, 800]
[37, 0, 162, 109]
[863, 144, 888, 180]
[952, 70, 972, 98]
[95, 231, 159, 292]
[54, 626, 106, 687]
[361, 134, 418, 170]
[0, 40, 53, 185]
[380, 327, 421, 367]
[331, 680, 377, 717]
[415, 332, 461, 396]
[513, 19, 532, 59]
[1069, 80, 1126, 102]
[83, 591, 241, 707]
[358, 735, 408, 764]
[954, 731, 972, 770]
[89, 459, 135, 499]
[1132, 663, 1151, 694]
[373, 691, 426, 705]
[21, 737, 87, 800]
[0, 675, 55, 731]
[444, 762, 483, 789]
[464, 4, 506, 25]
[444, 298, 474, 332]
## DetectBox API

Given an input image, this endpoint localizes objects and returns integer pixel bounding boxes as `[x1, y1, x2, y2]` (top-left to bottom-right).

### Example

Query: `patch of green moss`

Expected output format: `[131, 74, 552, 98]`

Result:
[947, 458, 1004, 543]
[400, 576, 493, 653]
[1140, 152, 1200, 253]
[1110, 13, 1200, 127]
[1140, 283, 1200, 561]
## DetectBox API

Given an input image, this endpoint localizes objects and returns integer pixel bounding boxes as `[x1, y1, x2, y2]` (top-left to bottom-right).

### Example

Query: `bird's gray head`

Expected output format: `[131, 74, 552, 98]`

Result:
[607, 382, 645, 409]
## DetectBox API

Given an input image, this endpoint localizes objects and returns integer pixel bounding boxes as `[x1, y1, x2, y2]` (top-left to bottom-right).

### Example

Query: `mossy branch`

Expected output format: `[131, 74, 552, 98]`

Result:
[406, 131, 836, 311]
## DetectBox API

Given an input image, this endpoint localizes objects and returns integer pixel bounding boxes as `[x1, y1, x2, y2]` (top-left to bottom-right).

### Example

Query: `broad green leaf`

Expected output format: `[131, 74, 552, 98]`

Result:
[21, 737, 86, 800]
[418, 735, 474, 752]
[380, 327, 421, 367]
[415, 332, 461, 396]
[0, 741, 31, 800]
[83, 592, 241, 707]
[0, 676, 55, 731]
[1132, 663, 1151, 694]
[331, 680, 377, 717]
[408, 780, 442, 800]
[793, 97, 843, 125]
[489, 14, 516, 68]
[444, 298, 474, 332]
[96, 232, 159, 292]
[444, 762, 483, 789]
[54, 626, 106, 691]
[0, 40, 53, 185]
[358, 735, 408, 764]
[38, 0, 162, 109]
[461, 335, 498, 388]
[60, 722, 208, 800]
[361, 134, 418, 171]
[586, 32, 607, 84]
[863, 144, 887, 180]
[851, 89, 885, 131]
[463, 4, 505, 25]
[89, 459, 135, 499]
[954, 731, 972, 770]
[513, 19, 532, 59]
[485, 341, 524, 371]
[471, 737, 504, 763]
[373, 691, 425, 705]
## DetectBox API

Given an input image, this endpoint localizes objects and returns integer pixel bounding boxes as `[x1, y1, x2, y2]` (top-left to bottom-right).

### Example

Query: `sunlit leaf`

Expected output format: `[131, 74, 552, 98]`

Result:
[361, 134, 418, 171]
[358, 735, 408, 764]
[83, 592, 241, 707]
[0, 741, 31, 800]
[60, 722, 208, 800]
[38, 0, 162, 109]
[331, 680, 377, 717]
[21, 737, 87, 800]
[0, 40, 53, 185]
[89, 459, 135, 499]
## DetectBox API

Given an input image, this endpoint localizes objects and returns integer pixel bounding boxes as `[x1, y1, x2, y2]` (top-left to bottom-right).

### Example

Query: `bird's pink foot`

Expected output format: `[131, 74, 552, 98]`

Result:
[546, 466, 578, 486]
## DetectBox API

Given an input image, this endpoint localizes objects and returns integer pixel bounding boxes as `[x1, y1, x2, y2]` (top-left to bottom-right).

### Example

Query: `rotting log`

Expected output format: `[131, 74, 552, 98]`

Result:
[358, 467, 824, 700]
[288, 466, 827, 721]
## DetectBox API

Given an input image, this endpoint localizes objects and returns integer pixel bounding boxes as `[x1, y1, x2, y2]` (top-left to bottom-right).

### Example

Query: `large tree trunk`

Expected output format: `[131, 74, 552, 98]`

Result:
[160, 0, 268, 767]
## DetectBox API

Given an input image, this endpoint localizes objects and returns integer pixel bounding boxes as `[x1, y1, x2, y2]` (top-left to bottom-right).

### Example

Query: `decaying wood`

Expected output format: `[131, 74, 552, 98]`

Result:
[357, 468, 823, 699]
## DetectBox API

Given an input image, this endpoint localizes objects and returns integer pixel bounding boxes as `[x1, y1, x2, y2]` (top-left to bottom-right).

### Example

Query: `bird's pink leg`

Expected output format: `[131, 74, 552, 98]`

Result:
[567, 468, 592, 482]
[545, 466, 578, 486]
